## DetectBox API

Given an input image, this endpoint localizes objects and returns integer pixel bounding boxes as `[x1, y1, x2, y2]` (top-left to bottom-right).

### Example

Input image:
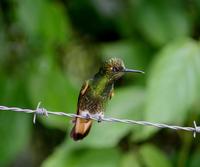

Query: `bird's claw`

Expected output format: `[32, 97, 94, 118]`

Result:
[71, 118, 76, 124]
[97, 113, 104, 123]
[86, 113, 91, 120]
[98, 117, 102, 123]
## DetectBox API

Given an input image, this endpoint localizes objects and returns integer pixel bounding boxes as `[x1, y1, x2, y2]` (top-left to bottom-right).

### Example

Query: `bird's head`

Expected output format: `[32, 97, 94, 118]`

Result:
[99, 58, 144, 81]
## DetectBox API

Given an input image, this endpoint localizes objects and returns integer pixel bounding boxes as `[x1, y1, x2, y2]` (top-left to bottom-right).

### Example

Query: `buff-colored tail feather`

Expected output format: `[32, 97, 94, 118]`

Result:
[70, 118, 92, 141]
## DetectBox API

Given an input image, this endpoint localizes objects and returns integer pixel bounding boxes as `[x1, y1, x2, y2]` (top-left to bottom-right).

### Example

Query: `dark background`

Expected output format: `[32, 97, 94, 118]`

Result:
[0, 0, 200, 166]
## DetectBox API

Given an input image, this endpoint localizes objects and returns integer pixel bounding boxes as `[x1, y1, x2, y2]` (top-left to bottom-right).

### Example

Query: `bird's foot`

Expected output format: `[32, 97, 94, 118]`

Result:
[85, 113, 91, 120]
[97, 112, 104, 123]
[80, 110, 91, 120]
[71, 118, 76, 124]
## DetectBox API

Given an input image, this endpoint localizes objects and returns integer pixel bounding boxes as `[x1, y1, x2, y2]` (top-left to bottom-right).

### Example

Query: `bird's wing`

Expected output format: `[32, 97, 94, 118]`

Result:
[70, 80, 92, 141]
[109, 84, 114, 100]
[77, 80, 90, 115]
[80, 80, 89, 95]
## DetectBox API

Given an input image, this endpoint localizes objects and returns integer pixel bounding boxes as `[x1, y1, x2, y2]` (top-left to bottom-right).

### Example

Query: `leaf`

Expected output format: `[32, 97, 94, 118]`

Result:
[120, 152, 141, 167]
[42, 141, 121, 167]
[139, 144, 172, 167]
[28, 58, 78, 129]
[0, 75, 31, 166]
[189, 149, 200, 167]
[101, 40, 151, 69]
[17, 0, 71, 44]
[140, 39, 200, 140]
[69, 87, 145, 148]
[41, 142, 73, 167]
[71, 149, 120, 167]
[0, 112, 31, 166]
[133, 0, 191, 46]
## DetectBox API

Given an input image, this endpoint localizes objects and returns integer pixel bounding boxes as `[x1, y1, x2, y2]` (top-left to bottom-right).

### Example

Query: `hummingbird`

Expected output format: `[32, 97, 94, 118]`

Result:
[70, 58, 144, 141]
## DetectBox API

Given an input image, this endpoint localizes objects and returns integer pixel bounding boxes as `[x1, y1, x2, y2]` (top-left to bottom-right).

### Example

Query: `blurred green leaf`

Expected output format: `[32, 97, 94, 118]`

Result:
[0, 74, 31, 166]
[133, 0, 191, 46]
[140, 39, 200, 140]
[42, 141, 121, 167]
[28, 58, 78, 130]
[41, 142, 73, 167]
[0, 29, 8, 64]
[71, 149, 120, 167]
[189, 149, 200, 167]
[0, 112, 30, 166]
[17, 0, 71, 44]
[139, 144, 172, 167]
[70, 87, 145, 148]
[101, 40, 151, 69]
[120, 151, 141, 167]
[194, 0, 200, 11]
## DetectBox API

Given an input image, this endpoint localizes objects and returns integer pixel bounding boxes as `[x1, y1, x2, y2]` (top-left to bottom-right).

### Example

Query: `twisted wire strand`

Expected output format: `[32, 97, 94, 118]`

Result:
[0, 103, 200, 138]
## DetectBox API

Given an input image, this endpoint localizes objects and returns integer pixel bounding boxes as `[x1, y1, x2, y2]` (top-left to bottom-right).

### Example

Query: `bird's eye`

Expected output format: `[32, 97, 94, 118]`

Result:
[112, 67, 118, 72]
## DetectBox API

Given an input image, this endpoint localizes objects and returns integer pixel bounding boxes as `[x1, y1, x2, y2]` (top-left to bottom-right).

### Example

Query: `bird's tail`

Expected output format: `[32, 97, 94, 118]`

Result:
[70, 117, 92, 141]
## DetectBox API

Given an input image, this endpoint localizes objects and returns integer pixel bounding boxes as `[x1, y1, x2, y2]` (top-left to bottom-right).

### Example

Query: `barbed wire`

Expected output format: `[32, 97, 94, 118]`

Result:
[0, 102, 200, 138]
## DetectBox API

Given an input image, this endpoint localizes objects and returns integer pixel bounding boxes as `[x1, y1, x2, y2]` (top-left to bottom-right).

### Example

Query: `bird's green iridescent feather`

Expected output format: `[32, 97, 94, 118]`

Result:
[91, 75, 111, 99]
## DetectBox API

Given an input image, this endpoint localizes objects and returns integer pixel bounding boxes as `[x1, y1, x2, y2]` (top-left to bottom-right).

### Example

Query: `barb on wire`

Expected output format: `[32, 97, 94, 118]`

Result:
[0, 102, 200, 138]
[33, 102, 48, 124]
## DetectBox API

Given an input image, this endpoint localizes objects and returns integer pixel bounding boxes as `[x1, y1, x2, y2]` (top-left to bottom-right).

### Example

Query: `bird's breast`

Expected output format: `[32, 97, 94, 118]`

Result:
[78, 94, 105, 114]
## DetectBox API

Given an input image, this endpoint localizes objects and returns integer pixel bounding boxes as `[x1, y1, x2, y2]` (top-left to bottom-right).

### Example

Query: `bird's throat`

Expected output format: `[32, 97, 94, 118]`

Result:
[92, 74, 113, 98]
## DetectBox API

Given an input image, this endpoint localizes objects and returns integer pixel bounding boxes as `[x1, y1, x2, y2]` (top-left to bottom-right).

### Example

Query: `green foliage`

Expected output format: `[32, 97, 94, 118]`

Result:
[17, 0, 71, 44]
[0, 74, 31, 166]
[133, 0, 191, 46]
[146, 39, 200, 123]
[120, 152, 140, 167]
[138, 39, 200, 139]
[0, 0, 200, 166]
[0, 112, 30, 167]
[101, 40, 151, 69]
[42, 142, 121, 167]
[28, 58, 78, 129]
[139, 144, 172, 167]
[189, 149, 200, 167]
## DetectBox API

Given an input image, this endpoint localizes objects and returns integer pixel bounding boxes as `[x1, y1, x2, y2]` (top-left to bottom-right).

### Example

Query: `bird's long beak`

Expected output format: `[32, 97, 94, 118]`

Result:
[123, 68, 144, 74]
